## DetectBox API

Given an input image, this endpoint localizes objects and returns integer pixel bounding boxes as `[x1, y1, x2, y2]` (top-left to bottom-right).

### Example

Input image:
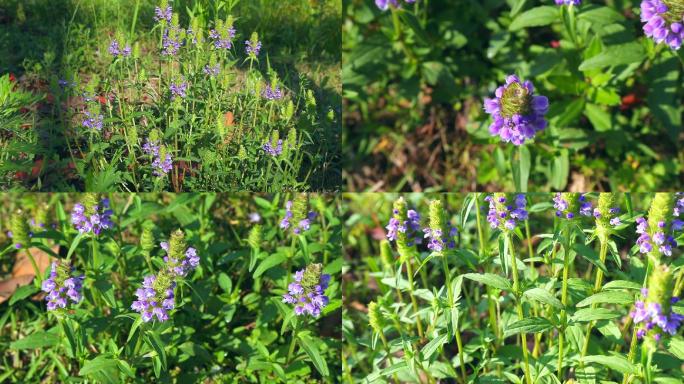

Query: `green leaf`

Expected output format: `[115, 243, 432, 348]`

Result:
[583, 354, 637, 374]
[512, 146, 531, 192]
[463, 273, 512, 291]
[576, 291, 634, 307]
[553, 98, 586, 128]
[583, 103, 612, 132]
[67, 232, 85, 261]
[578, 5, 624, 25]
[666, 336, 684, 359]
[79, 355, 120, 384]
[366, 362, 408, 382]
[253, 253, 287, 278]
[572, 243, 607, 274]
[145, 332, 167, 371]
[550, 150, 569, 190]
[9, 284, 39, 306]
[523, 287, 563, 309]
[602, 280, 641, 290]
[509, 6, 559, 31]
[421, 333, 448, 360]
[503, 317, 554, 337]
[579, 42, 646, 71]
[10, 331, 60, 349]
[298, 334, 329, 377]
[571, 308, 621, 322]
[218, 272, 232, 293]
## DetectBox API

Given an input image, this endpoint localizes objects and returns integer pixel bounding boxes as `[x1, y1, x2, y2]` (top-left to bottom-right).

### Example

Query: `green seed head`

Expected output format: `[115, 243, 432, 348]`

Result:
[301, 263, 323, 292]
[500, 82, 532, 118]
[34, 203, 49, 228]
[140, 221, 156, 253]
[291, 195, 309, 227]
[168, 229, 187, 261]
[82, 193, 99, 217]
[287, 127, 297, 151]
[662, 0, 684, 24]
[648, 193, 674, 235]
[248, 225, 262, 250]
[392, 197, 409, 252]
[379, 239, 394, 269]
[595, 193, 618, 241]
[368, 301, 385, 333]
[238, 145, 247, 160]
[10, 210, 30, 248]
[647, 264, 675, 315]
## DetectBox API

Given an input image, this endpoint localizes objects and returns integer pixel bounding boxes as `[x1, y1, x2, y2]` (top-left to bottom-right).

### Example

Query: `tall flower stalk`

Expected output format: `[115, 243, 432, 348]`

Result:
[386, 197, 424, 341]
[486, 193, 531, 384]
[427, 199, 466, 383]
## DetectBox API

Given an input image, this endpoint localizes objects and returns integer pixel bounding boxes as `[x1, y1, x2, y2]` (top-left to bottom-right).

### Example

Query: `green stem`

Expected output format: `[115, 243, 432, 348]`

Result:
[404, 258, 424, 340]
[557, 226, 571, 381]
[287, 322, 299, 364]
[622, 259, 654, 384]
[475, 194, 499, 339]
[443, 255, 467, 384]
[580, 240, 608, 362]
[378, 332, 399, 383]
[508, 234, 532, 384]
[24, 248, 43, 284]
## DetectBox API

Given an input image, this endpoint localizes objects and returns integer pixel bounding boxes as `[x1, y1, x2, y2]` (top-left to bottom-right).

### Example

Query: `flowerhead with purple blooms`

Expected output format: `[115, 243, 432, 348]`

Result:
[484, 75, 549, 145]
[71, 194, 114, 235]
[41, 261, 85, 311]
[282, 263, 330, 317]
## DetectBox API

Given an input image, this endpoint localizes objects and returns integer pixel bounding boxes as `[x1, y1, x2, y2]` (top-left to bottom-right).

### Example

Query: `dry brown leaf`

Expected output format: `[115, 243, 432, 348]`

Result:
[0, 245, 57, 304]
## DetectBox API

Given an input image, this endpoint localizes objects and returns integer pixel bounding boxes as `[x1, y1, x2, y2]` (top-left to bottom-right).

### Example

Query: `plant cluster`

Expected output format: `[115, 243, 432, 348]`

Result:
[343, 0, 684, 191]
[0, 0, 341, 191]
[342, 192, 684, 383]
[0, 193, 341, 382]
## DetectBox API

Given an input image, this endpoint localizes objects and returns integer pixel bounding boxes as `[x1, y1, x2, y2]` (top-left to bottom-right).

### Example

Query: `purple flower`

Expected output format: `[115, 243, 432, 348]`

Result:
[160, 241, 199, 277]
[248, 212, 261, 223]
[71, 198, 114, 235]
[109, 40, 131, 58]
[385, 207, 423, 246]
[162, 26, 184, 56]
[263, 140, 283, 156]
[203, 64, 221, 77]
[262, 84, 284, 100]
[640, 0, 684, 50]
[376, 0, 416, 11]
[82, 111, 104, 131]
[282, 264, 330, 318]
[131, 274, 176, 322]
[555, 0, 581, 5]
[631, 288, 683, 340]
[142, 139, 172, 176]
[280, 200, 317, 235]
[169, 79, 188, 100]
[209, 25, 236, 50]
[154, 5, 173, 23]
[245, 39, 262, 56]
[486, 193, 528, 231]
[484, 75, 548, 145]
[41, 262, 84, 311]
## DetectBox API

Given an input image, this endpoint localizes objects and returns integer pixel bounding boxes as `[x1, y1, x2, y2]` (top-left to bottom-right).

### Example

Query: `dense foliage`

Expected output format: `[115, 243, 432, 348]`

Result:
[0, 0, 341, 191]
[343, 0, 683, 191]
[0, 193, 342, 382]
[343, 193, 684, 382]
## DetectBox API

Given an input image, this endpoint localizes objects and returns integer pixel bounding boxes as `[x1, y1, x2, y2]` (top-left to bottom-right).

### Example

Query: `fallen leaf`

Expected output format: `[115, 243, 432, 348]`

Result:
[0, 245, 58, 303]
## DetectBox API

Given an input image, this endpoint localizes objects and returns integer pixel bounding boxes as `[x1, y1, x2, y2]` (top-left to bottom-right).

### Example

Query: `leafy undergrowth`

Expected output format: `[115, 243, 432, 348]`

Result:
[0, 193, 342, 382]
[342, 193, 684, 383]
[0, 0, 341, 191]
[343, 0, 683, 192]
